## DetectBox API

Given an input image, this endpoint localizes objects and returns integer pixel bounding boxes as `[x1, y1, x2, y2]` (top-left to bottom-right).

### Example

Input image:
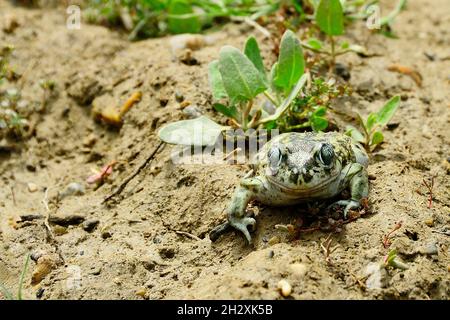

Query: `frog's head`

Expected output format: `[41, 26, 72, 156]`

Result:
[260, 133, 344, 193]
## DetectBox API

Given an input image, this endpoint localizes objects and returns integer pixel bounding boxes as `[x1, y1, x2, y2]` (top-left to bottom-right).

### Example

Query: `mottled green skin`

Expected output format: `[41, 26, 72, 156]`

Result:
[210, 132, 369, 244]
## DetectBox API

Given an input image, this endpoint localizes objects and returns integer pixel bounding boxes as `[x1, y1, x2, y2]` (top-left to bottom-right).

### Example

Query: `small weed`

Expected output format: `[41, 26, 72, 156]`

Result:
[421, 176, 435, 209]
[381, 220, 403, 249]
[0, 253, 31, 300]
[320, 233, 339, 266]
[346, 95, 401, 152]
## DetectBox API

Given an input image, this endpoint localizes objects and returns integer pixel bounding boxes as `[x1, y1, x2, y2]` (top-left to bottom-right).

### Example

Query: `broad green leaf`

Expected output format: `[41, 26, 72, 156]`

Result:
[244, 36, 266, 81]
[208, 60, 228, 100]
[311, 116, 328, 131]
[219, 46, 267, 103]
[158, 116, 229, 147]
[365, 113, 378, 132]
[306, 38, 323, 50]
[371, 131, 384, 145]
[167, 1, 201, 34]
[315, 0, 344, 36]
[345, 125, 365, 143]
[213, 103, 238, 120]
[314, 106, 327, 117]
[273, 30, 305, 94]
[377, 95, 400, 127]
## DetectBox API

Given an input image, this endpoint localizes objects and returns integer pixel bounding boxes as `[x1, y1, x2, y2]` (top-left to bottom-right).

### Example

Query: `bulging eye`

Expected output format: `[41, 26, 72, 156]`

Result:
[318, 143, 334, 167]
[268, 146, 283, 173]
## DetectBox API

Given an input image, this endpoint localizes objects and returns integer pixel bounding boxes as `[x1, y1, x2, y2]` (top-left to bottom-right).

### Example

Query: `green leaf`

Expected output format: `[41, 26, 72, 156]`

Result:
[340, 41, 349, 49]
[158, 116, 229, 147]
[345, 125, 365, 143]
[213, 103, 237, 120]
[0, 282, 13, 300]
[208, 60, 228, 100]
[311, 116, 328, 132]
[370, 131, 384, 146]
[167, 1, 201, 34]
[314, 106, 327, 117]
[376, 95, 400, 127]
[17, 254, 30, 300]
[219, 46, 267, 103]
[273, 30, 305, 94]
[306, 38, 323, 50]
[365, 113, 378, 132]
[244, 36, 266, 81]
[315, 0, 344, 36]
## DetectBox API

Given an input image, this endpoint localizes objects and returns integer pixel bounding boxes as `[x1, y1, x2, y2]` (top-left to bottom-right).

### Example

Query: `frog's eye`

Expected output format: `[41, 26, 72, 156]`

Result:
[318, 143, 334, 167]
[268, 146, 283, 173]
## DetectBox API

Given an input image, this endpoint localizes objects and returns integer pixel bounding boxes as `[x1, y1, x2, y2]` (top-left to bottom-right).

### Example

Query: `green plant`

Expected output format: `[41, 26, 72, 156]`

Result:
[0, 254, 30, 300]
[159, 30, 351, 145]
[345, 95, 400, 151]
[86, 0, 280, 39]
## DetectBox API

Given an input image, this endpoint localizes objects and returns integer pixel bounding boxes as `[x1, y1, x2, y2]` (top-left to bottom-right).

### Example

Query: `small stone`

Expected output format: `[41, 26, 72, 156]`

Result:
[277, 279, 292, 297]
[82, 219, 99, 232]
[419, 242, 438, 256]
[182, 105, 202, 119]
[268, 236, 280, 246]
[48, 214, 85, 226]
[31, 255, 59, 285]
[53, 225, 68, 235]
[90, 266, 102, 275]
[174, 91, 184, 102]
[27, 182, 38, 193]
[424, 218, 434, 227]
[289, 263, 308, 278]
[59, 182, 85, 200]
[135, 287, 147, 298]
[82, 134, 97, 148]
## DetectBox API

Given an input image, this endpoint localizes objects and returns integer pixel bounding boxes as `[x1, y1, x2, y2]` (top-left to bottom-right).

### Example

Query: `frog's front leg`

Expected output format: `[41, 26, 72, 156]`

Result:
[210, 177, 260, 244]
[330, 163, 369, 218]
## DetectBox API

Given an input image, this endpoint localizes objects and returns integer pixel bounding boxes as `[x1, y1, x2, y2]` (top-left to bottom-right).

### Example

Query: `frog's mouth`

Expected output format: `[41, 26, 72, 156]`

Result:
[266, 174, 340, 195]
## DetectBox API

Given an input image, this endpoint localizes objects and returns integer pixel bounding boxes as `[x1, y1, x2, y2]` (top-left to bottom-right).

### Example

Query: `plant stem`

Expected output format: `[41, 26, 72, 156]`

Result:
[329, 35, 336, 74]
[17, 254, 30, 300]
[242, 100, 253, 130]
[263, 91, 278, 107]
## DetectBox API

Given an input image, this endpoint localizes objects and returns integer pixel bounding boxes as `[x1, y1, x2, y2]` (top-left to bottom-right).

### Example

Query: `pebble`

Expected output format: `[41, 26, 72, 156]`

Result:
[101, 230, 112, 239]
[53, 225, 68, 235]
[27, 182, 38, 193]
[48, 214, 85, 226]
[31, 255, 58, 285]
[59, 182, 85, 200]
[289, 263, 308, 278]
[419, 242, 438, 256]
[268, 236, 280, 246]
[82, 219, 99, 232]
[277, 280, 292, 297]
[135, 287, 147, 298]
[424, 218, 434, 227]
[182, 105, 202, 119]
[82, 134, 97, 148]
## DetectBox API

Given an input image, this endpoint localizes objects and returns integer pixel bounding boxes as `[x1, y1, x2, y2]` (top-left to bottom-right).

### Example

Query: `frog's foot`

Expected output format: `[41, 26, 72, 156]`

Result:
[229, 217, 256, 244]
[328, 199, 360, 219]
[209, 222, 232, 242]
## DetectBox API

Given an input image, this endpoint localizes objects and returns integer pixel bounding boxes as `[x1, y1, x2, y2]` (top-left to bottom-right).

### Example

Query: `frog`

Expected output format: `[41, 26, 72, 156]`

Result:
[210, 131, 369, 244]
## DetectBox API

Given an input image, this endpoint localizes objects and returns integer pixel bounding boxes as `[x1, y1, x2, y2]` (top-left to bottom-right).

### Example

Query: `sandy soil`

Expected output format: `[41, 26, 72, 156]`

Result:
[0, 0, 449, 300]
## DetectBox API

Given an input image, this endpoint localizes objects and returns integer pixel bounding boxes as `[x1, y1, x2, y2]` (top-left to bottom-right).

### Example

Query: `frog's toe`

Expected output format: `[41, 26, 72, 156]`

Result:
[328, 200, 360, 219]
[230, 217, 256, 244]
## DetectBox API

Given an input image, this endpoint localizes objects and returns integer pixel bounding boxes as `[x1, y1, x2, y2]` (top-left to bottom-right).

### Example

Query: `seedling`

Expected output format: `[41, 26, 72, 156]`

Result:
[300, 0, 368, 73]
[320, 233, 339, 266]
[383, 249, 408, 270]
[345, 95, 400, 152]
[160, 30, 318, 146]
[382, 220, 403, 249]
[0, 254, 30, 300]
[421, 177, 435, 209]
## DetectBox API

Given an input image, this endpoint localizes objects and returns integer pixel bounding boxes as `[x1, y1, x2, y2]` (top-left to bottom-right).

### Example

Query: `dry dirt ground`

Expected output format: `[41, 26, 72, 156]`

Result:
[0, 0, 449, 300]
